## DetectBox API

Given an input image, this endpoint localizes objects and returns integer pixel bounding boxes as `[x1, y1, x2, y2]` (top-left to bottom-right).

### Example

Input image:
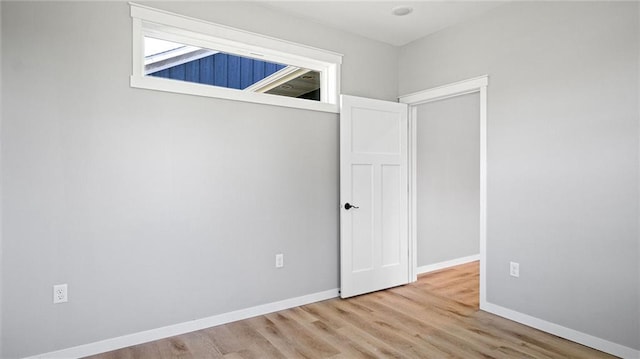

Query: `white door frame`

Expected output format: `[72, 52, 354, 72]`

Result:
[399, 75, 488, 309]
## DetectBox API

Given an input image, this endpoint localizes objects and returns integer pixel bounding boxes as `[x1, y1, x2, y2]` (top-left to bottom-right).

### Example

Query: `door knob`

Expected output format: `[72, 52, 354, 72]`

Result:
[344, 203, 359, 210]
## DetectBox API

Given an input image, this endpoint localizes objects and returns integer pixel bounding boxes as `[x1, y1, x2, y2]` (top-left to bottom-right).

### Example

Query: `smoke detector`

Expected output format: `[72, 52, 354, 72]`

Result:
[391, 6, 413, 16]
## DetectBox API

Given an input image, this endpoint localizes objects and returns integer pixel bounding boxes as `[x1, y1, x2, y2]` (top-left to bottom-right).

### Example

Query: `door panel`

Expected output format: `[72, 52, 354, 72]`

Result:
[381, 164, 401, 267]
[351, 164, 374, 272]
[351, 108, 401, 154]
[340, 95, 409, 298]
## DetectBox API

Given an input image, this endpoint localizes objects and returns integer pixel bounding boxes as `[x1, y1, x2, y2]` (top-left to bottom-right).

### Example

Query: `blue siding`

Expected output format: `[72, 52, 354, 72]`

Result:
[227, 55, 241, 89]
[240, 57, 253, 89]
[168, 65, 185, 81]
[200, 56, 214, 85]
[213, 55, 227, 87]
[253, 61, 265, 81]
[149, 53, 285, 90]
[185, 61, 199, 83]
[265, 62, 278, 77]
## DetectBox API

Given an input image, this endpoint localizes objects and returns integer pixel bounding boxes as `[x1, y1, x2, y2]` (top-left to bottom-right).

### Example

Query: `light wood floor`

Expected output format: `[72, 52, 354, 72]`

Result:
[86, 262, 616, 358]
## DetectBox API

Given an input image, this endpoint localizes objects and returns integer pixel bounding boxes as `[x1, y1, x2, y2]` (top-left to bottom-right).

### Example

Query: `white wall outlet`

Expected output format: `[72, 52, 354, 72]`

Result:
[510, 262, 520, 278]
[53, 284, 68, 304]
[275, 253, 284, 268]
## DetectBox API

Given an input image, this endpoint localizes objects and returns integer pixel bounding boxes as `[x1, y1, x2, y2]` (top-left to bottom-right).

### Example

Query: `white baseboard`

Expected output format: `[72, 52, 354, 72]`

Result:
[24, 277, 640, 359]
[416, 254, 480, 275]
[481, 302, 640, 359]
[25, 288, 340, 359]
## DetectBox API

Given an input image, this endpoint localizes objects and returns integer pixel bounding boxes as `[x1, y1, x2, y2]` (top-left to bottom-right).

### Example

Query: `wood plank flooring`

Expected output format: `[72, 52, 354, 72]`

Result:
[85, 262, 616, 358]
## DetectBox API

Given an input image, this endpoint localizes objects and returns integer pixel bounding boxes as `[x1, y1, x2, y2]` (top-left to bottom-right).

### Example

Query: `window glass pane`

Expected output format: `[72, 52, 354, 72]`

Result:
[144, 37, 320, 101]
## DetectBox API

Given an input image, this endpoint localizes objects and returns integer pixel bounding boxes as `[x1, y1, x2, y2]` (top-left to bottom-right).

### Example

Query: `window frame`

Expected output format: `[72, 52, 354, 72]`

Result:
[130, 3, 342, 113]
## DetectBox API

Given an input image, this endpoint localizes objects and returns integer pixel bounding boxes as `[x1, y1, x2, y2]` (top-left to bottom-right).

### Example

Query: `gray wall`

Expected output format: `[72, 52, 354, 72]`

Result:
[416, 93, 480, 267]
[401, 1, 640, 350]
[0, 2, 398, 357]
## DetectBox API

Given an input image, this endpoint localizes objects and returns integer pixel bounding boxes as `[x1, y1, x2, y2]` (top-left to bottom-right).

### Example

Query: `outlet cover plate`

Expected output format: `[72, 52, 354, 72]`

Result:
[53, 284, 68, 304]
[509, 262, 520, 278]
[275, 253, 284, 268]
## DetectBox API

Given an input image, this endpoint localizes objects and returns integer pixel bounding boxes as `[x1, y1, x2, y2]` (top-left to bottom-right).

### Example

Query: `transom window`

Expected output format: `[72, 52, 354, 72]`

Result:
[130, 3, 342, 112]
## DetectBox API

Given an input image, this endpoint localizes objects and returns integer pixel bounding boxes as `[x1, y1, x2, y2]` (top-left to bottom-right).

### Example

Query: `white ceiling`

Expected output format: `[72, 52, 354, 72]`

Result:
[260, 1, 507, 47]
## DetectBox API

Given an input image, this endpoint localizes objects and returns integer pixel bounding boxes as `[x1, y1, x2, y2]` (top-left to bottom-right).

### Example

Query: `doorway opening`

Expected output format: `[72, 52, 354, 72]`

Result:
[399, 75, 488, 309]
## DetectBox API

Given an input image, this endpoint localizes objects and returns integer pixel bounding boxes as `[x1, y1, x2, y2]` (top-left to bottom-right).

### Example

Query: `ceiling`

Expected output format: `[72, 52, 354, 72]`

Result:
[260, 1, 506, 47]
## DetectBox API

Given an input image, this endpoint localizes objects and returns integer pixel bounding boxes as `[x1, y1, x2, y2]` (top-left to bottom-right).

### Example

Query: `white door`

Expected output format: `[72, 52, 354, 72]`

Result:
[340, 95, 409, 298]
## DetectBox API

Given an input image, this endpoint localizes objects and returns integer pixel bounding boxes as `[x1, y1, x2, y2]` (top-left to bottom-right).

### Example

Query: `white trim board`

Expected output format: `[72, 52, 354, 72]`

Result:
[417, 254, 480, 275]
[23, 289, 339, 359]
[483, 303, 640, 359]
[399, 76, 488, 105]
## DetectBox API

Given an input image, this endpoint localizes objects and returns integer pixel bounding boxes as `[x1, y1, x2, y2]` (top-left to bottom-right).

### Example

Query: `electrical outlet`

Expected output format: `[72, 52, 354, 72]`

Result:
[275, 253, 284, 268]
[510, 262, 520, 278]
[53, 284, 68, 304]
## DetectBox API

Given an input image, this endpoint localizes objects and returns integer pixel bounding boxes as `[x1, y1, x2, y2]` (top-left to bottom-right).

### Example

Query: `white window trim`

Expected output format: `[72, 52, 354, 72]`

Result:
[130, 3, 342, 113]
